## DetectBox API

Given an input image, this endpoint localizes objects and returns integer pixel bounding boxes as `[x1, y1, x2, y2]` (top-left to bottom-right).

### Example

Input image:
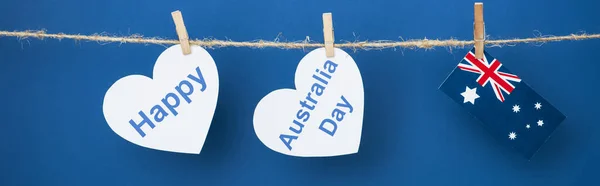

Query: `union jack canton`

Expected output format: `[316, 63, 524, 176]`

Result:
[439, 48, 566, 159]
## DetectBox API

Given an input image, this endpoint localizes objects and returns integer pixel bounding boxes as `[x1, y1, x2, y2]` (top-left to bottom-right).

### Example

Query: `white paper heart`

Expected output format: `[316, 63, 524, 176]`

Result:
[102, 44, 219, 154]
[253, 47, 364, 157]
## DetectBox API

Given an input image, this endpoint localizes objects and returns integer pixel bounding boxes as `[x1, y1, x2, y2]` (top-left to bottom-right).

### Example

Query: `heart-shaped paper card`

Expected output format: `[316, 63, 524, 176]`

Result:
[103, 44, 219, 154]
[253, 47, 364, 157]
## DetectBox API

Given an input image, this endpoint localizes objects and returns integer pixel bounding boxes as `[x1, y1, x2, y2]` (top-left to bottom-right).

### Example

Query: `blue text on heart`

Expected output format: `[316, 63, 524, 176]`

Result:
[128, 66, 207, 137]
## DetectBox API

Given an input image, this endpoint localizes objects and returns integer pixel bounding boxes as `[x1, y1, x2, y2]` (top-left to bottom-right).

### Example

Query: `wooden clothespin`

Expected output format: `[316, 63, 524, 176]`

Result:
[171, 10, 191, 55]
[322, 13, 335, 57]
[474, 3, 485, 59]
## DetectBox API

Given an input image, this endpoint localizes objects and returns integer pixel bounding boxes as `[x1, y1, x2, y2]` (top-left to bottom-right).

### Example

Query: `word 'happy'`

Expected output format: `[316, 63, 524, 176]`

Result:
[279, 60, 355, 151]
[129, 67, 207, 137]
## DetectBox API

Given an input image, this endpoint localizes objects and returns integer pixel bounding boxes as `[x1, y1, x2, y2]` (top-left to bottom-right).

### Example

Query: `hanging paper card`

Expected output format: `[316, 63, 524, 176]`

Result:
[253, 47, 364, 157]
[439, 48, 566, 159]
[102, 44, 219, 154]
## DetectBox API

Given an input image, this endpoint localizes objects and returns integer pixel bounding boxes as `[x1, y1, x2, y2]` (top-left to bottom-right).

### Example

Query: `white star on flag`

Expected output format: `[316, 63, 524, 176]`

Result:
[461, 86, 480, 105]
[509, 132, 517, 140]
[535, 102, 542, 110]
[512, 105, 520, 113]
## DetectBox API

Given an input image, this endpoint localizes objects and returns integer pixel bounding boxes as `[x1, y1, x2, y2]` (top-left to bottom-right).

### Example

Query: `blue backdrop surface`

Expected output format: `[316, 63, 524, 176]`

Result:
[1, 0, 599, 185]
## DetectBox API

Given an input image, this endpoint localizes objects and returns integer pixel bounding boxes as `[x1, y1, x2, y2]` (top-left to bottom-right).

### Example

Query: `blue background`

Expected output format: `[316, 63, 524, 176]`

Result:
[0, 0, 599, 185]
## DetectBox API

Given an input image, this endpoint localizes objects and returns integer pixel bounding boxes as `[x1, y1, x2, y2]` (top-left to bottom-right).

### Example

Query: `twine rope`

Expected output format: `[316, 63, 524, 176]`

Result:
[1, 30, 599, 50]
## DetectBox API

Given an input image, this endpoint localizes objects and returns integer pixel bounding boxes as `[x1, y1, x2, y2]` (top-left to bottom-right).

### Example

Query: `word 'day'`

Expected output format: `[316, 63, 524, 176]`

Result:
[103, 44, 219, 154]
[253, 47, 364, 157]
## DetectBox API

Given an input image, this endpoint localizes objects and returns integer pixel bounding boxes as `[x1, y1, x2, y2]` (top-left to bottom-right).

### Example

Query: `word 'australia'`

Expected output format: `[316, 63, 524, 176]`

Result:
[280, 60, 338, 151]
[129, 67, 207, 137]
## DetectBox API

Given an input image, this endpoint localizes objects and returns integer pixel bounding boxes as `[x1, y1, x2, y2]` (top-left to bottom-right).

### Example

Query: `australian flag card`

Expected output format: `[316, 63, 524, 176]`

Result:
[439, 48, 566, 159]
